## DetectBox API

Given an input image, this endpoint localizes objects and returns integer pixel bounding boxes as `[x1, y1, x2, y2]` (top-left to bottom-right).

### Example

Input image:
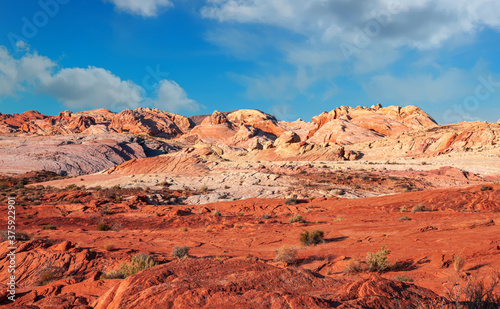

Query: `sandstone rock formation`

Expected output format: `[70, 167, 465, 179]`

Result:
[93, 259, 439, 309]
[0, 134, 180, 175]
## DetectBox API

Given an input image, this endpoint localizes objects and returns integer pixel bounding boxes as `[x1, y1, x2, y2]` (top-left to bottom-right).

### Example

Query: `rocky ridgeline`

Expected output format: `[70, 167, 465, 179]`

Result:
[2, 104, 500, 175]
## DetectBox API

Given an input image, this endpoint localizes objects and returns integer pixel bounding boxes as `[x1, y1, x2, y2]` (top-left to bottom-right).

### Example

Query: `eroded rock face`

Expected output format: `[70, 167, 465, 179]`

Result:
[92, 259, 439, 309]
[306, 104, 438, 144]
[0, 134, 180, 175]
[274, 131, 301, 147]
[362, 121, 500, 158]
[0, 108, 192, 138]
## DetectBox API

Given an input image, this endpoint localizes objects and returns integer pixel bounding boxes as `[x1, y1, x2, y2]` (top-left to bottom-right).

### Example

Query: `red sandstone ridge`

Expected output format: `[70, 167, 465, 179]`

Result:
[0, 107, 193, 138]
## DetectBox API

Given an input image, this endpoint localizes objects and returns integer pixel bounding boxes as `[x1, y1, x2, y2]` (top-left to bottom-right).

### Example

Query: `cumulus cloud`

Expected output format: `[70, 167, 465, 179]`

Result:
[203, 0, 500, 50]
[106, 0, 173, 17]
[154, 80, 202, 113]
[38, 67, 144, 109]
[203, 1, 500, 87]
[0, 46, 201, 113]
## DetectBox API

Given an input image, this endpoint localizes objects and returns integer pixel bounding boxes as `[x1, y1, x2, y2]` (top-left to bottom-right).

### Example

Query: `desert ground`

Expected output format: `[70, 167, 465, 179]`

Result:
[0, 105, 499, 308]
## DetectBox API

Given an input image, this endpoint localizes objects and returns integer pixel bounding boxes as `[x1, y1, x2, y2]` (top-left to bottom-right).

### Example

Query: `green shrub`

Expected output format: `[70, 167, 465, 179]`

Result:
[481, 185, 493, 191]
[288, 214, 305, 223]
[300, 229, 324, 246]
[172, 246, 189, 259]
[42, 225, 56, 230]
[366, 246, 394, 272]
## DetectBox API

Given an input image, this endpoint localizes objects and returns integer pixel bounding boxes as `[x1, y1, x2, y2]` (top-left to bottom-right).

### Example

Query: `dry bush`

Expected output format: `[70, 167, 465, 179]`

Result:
[274, 245, 298, 265]
[289, 214, 305, 223]
[120, 253, 158, 278]
[172, 246, 190, 259]
[453, 254, 466, 272]
[344, 259, 364, 274]
[104, 243, 116, 251]
[300, 230, 324, 246]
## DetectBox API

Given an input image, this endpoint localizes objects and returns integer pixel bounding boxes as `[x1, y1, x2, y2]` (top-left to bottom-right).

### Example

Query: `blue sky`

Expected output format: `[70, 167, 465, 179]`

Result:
[1, 0, 500, 124]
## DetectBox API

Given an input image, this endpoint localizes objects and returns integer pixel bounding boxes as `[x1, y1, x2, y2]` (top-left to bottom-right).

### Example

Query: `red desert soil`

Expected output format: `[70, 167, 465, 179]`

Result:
[1, 183, 499, 308]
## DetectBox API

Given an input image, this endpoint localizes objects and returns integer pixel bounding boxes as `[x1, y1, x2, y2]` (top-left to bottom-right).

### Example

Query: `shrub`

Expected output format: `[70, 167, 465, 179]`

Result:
[445, 274, 500, 308]
[453, 254, 466, 272]
[212, 210, 221, 217]
[366, 246, 393, 272]
[25, 214, 33, 219]
[42, 225, 56, 230]
[285, 195, 298, 205]
[97, 222, 111, 231]
[481, 185, 493, 191]
[112, 185, 121, 190]
[201, 185, 209, 192]
[412, 203, 426, 212]
[120, 253, 158, 278]
[66, 184, 77, 190]
[274, 245, 297, 265]
[104, 243, 116, 251]
[399, 216, 411, 221]
[33, 200, 42, 205]
[262, 213, 272, 219]
[344, 259, 364, 274]
[300, 229, 324, 246]
[289, 214, 305, 223]
[172, 246, 189, 259]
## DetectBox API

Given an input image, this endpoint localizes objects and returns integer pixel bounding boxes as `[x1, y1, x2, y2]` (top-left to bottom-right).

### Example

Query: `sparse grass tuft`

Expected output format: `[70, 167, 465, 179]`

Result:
[42, 224, 56, 230]
[274, 245, 297, 265]
[262, 213, 272, 219]
[393, 275, 414, 282]
[212, 210, 221, 217]
[399, 216, 411, 221]
[300, 229, 324, 246]
[453, 254, 466, 272]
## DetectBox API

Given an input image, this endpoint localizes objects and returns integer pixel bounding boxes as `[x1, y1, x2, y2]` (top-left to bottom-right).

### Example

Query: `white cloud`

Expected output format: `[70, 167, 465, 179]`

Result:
[154, 80, 202, 113]
[203, 0, 500, 50]
[0, 46, 201, 113]
[38, 67, 144, 109]
[106, 0, 173, 17]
